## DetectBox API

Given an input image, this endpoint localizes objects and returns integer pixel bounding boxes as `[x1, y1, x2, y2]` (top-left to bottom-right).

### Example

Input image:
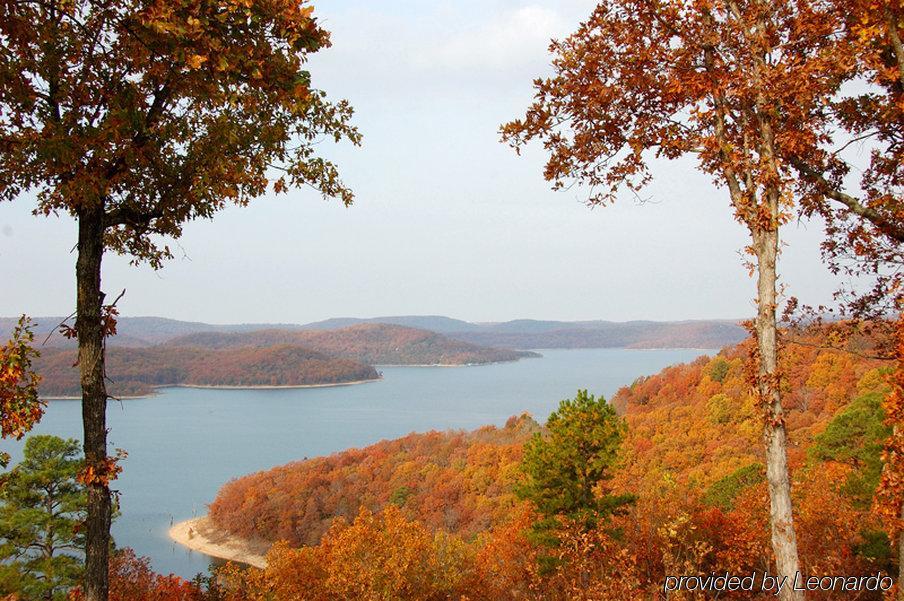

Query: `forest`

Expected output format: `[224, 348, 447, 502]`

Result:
[33, 324, 535, 397]
[34, 345, 380, 397]
[209, 414, 540, 546]
[3, 323, 899, 600]
[197, 329, 896, 600]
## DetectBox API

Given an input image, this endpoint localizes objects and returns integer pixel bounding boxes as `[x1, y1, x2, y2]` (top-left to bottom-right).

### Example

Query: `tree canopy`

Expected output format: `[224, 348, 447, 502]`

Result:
[0, 0, 361, 267]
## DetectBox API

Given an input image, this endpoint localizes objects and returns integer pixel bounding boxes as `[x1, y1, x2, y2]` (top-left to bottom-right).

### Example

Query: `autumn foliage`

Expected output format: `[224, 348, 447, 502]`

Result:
[611, 332, 889, 491]
[35, 345, 379, 397]
[209, 414, 540, 546]
[69, 549, 206, 601]
[40, 328, 898, 600]
[0, 317, 43, 465]
[207, 330, 897, 600]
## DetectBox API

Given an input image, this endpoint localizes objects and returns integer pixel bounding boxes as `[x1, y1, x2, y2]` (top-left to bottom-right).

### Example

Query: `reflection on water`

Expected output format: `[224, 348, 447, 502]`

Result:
[0, 347, 712, 579]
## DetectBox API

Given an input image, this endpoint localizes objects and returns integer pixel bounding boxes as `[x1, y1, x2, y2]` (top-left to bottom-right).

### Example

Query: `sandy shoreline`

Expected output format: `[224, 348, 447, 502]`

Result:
[168, 517, 268, 569]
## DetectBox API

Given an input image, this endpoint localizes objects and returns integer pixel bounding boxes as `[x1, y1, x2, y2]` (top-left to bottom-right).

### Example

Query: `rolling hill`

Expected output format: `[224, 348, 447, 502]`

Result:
[300, 316, 747, 349]
[35, 345, 380, 398]
[28, 323, 538, 397]
[166, 323, 539, 365]
[0, 316, 305, 348]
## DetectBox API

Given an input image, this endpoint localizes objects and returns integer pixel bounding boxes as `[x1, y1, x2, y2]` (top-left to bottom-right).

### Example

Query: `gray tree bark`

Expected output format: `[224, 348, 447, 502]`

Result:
[76, 206, 111, 601]
[753, 216, 803, 601]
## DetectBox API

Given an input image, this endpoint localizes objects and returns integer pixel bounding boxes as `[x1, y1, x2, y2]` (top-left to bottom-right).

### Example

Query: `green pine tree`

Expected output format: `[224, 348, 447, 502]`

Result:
[517, 390, 634, 530]
[0, 435, 86, 601]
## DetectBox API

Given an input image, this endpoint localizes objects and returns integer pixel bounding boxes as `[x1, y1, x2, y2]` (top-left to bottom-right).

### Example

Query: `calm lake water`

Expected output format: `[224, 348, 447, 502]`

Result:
[0, 347, 713, 580]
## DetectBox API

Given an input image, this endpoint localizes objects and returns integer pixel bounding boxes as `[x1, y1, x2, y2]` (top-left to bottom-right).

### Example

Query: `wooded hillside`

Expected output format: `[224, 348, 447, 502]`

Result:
[209, 414, 540, 546]
[33, 324, 540, 397]
[207, 329, 895, 600]
[36, 346, 380, 397]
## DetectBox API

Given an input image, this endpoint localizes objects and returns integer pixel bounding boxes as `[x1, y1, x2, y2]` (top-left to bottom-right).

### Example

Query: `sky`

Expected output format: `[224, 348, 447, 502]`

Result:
[0, 0, 846, 325]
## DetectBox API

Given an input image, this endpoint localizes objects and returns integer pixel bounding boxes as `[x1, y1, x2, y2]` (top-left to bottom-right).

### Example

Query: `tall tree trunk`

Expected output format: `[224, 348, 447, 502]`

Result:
[76, 207, 111, 601]
[753, 222, 803, 601]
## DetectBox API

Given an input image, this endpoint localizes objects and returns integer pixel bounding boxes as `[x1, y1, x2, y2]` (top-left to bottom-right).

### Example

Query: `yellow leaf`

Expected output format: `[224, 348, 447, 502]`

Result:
[187, 54, 207, 69]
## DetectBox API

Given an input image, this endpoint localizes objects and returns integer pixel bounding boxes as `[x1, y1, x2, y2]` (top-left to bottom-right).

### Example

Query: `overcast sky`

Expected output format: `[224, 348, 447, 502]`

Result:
[1, 0, 844, 324]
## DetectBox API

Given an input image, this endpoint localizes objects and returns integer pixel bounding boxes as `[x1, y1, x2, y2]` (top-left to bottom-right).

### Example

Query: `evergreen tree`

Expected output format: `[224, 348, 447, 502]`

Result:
[0, 436, 86, 601]
[517, 390, 633, 529]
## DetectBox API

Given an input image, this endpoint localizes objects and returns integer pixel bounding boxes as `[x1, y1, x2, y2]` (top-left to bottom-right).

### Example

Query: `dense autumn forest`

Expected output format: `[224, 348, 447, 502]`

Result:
[36, 346, 379, 397]
[210, 414, 541, 546]
[192, 330, 895, 599]
[34, 324, 535, 397]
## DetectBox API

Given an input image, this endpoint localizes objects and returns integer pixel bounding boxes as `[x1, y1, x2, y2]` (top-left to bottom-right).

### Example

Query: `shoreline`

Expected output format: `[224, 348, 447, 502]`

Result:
[41, 394, 150, 401]
[41, 377, 381, 400]
[168, 516, 268, 569]
[176, 377, 380, 390]
[375, 357, 537, 368]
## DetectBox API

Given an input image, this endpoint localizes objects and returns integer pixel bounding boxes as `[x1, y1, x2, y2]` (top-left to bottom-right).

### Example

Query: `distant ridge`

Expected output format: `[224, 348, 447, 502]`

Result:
[451, 319, 746, 350]
[0, 316, 306, 348]
[301, 315, 476, 334]
[1, 314, 747, 350]
[166, 323, 538, 366]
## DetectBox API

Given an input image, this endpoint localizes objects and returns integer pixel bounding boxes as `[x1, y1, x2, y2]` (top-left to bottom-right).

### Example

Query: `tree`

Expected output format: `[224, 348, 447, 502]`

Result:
[501, 3, 853, 596]
[517, 390, 632, 529]
[0, 317, 44, 468]
[792, 2, 904, 588]
[0, 2, 360, 599]
[0, 435, 86, 601]
[811, 390, 891, 508]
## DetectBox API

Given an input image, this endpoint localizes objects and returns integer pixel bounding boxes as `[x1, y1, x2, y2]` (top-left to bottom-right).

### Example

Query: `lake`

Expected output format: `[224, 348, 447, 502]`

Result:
[0, 347, 713, 580]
